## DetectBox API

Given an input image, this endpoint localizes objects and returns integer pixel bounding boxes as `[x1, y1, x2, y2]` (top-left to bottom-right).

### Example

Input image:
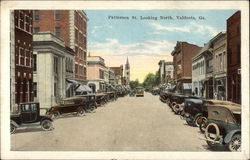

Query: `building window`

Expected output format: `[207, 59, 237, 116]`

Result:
[75, 29, 78, 42]
[75, 64, 78, 75]
[54, 57, 58, 74]
[54, 10, 61, 20]
[55, 26, 61, 38]
[19, 47, 24, 65]
[19, 11, 24, 29]
[33, 54, 37, 71]
[25, 49, 30, 67]
[83, 51, 86, 60]
[80, 65, 83, 75]
[84, 67, 86, 76]
[99, 69, 104, 79]
[34, 10, 40, 21]
[219, 53, 223, 71]
[54, 83, 57, 96]
[24, 14, 29, 32]
[33, 82, 37, 97]
[33, 27, 40, 33]
[75, 46, 78, 57]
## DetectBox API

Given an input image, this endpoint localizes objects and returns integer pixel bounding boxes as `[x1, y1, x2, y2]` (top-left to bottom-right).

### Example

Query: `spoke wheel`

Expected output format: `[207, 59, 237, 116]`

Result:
[41, 120, 53, 131]
[228, 134, 241, 152]
[199, 119, 207, 133]
[77, 108, 86, 116]
[10, 124, 16, 134]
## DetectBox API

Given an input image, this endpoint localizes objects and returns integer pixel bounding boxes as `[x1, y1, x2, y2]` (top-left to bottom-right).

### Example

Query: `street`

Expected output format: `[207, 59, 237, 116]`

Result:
[11, 92, 210, 151]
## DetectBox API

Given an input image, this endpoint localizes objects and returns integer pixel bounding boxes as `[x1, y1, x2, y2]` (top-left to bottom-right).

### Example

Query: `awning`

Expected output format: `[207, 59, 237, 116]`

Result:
[66, 79, 81, 91]
[76, 85, 92, 92]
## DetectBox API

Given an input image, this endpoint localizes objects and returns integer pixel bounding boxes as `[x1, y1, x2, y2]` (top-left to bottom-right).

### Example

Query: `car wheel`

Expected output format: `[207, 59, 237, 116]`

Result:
[41, 120, 53, 131]
[52, 111, 60, 119]
[10, 124, 16, 134]
[194, 115, 204, 127]
[199, 119, 207, 133]
[186, 117, 194, 126]
[77, 108, 86, 116]
[89, 104, 96, 112]
[227, 134, 241, 152]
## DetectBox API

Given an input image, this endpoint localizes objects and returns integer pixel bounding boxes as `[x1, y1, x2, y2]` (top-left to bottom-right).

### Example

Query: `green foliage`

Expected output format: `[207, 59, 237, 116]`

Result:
[142, 70, 160, 90]
[129, 79, 140, 89]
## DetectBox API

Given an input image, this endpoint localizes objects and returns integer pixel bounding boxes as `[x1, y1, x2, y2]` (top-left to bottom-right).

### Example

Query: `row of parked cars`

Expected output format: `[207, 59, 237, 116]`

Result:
[157, 87, 241, 152]
[10, 90, 128, 134]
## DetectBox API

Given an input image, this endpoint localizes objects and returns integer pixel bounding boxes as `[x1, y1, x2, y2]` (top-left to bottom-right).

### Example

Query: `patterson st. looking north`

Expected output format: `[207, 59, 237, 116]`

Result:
[10, 10, 241, 152]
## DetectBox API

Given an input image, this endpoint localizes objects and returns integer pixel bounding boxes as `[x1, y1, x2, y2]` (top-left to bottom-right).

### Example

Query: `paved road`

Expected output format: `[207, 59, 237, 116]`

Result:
[11, 92, 210, 151]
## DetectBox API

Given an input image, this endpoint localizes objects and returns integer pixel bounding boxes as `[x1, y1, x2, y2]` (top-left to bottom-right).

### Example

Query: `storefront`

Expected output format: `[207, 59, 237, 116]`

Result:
[214, 77, 227, 100]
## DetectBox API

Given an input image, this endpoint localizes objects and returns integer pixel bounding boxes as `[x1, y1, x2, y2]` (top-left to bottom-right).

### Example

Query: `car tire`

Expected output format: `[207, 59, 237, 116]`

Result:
[52, 111, 60, 119]
[194, 115, 203, 127]
[77, 107, 86, 116]
[227, 133, 241, 152]
[10, 124, 16, 134]
[199, 118, 207, 133]
[205, 123, 220, 141]
[206, 140, 218, 149]
[186, 117, 194, 126]
[89, 104, 96, 112]
[41, 120, 53, 131]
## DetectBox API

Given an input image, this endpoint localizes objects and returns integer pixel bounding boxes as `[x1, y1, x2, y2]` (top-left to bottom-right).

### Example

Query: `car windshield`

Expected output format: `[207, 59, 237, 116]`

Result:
[62, 99, 83, 105]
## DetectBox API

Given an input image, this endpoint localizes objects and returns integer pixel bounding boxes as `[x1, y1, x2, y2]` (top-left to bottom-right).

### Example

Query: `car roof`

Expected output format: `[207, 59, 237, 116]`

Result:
[208, 102, 241, 114]
[63, 96, 86, 101]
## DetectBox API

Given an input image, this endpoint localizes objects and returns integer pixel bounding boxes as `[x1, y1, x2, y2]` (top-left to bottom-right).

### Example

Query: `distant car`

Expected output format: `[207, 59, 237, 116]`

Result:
[10, 102, 53, 134]
[203, 102, 241, 152]
[135, 87, 144, 97]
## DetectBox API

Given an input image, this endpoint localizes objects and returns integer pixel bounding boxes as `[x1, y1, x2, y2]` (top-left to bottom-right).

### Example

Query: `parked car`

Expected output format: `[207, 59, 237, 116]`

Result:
[180, 98, 205, 126]
[95, 93, 107, 106]
[106, 91, 117, 101]
[197, 100, 239, 133]
[135, 86, 144, 97]
[46, 95, 96, 118]
[203, 102, 241, 151]
[11, 102, 53, 134]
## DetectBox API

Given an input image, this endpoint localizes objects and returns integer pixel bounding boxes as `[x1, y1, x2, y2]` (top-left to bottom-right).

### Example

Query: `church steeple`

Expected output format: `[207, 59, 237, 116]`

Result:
[125, 57, 130, 69]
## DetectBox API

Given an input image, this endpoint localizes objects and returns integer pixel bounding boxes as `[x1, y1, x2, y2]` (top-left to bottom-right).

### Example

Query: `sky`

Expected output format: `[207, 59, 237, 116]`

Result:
[85, 10, 237, 82]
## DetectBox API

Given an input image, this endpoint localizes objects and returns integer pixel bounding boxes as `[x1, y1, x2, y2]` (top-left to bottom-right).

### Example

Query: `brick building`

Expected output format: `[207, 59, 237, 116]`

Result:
[227, 11, 241, 104]
[33, 10, 87, 84]
[10, 10, 34, 112]
[110, 65, 124, 85]
[171, 41, 201, 94]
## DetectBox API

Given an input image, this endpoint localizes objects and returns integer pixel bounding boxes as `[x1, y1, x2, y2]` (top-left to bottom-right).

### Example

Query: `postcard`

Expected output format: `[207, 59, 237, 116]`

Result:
[0, 1, 249, 160]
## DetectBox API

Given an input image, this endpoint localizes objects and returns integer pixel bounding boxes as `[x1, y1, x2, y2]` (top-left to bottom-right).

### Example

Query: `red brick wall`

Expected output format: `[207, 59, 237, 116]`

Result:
[182, 42, 201, 78]
[14, 10, 33, 103]
[33, 10, 70, 46]
[227, 11, 241, 104]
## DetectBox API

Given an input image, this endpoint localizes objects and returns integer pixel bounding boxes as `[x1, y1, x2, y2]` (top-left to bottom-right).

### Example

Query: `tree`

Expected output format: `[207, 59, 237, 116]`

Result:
[142, 73, 156, 90]
[129, 79, 140, 89]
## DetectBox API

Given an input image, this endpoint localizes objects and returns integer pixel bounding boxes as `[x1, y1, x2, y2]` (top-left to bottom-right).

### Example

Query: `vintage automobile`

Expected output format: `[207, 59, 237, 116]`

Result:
[95, 93, 107, 106]
[180, 98, 205, 126]
[129, 90, 135, 97]
[135, 86, 144, 97]
[46, 95, 96, 118]
[11, 102, 53, 134]
[203, 102, 241, 152]
[106, 91, 117, 101]
[169, 93, 200, 114]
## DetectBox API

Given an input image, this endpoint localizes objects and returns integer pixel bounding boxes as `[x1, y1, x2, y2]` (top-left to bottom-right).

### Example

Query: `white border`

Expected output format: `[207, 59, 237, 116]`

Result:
[1, 1, 249, 159]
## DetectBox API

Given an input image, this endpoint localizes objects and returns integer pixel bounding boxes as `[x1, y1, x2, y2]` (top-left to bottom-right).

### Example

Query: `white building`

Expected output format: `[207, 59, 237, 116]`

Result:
[158, 60, 173, 84]
[33, 32, 75, 109]
[124, 57, 130, 87]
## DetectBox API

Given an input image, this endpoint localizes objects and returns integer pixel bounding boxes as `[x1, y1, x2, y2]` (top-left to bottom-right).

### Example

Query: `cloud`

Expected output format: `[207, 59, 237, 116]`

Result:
[88, 38, 175, 57]
[91, 25, 113, 34]
[150, 22, 219, 36]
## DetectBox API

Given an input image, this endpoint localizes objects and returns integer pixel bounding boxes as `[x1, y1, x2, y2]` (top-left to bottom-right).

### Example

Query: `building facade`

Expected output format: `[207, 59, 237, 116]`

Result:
[158, 60, 173, 84]
[227, 11, 241, 104]
[33, 32, 75, 109]
[210, 32, 227, 100]
[192, 42, 213, 98]
[11, 10, 34, 112]
[110, 66, 123, 85]
[171, 41, 201, 93]
[33, 10, 88, 84]
[87, 56, 107, 93]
